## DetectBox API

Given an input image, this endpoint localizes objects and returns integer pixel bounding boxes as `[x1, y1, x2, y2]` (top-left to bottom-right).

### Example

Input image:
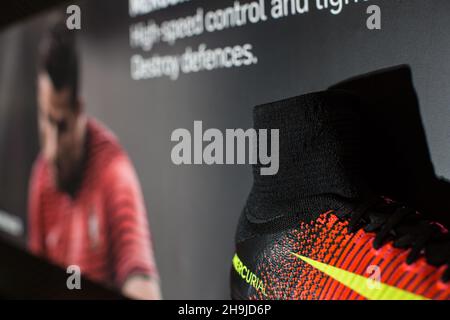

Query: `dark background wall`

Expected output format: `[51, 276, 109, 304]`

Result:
[0, 0, 449, 299]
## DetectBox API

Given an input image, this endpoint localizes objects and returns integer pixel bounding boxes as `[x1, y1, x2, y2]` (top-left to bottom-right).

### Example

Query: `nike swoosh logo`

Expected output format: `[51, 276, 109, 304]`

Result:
[290, 252, 428, 300]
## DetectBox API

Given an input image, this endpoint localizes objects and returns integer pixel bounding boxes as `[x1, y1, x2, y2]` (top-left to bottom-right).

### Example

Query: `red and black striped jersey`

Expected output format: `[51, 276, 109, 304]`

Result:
[28, 119, 158, 289]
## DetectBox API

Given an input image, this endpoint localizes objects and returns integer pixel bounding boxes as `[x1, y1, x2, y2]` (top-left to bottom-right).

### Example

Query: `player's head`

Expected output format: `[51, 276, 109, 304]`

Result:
[37, 19, 85, 191]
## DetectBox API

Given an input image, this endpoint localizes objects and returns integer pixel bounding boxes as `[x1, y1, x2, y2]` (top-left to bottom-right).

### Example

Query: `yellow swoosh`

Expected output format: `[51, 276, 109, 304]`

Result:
[290, 252, 428, 300]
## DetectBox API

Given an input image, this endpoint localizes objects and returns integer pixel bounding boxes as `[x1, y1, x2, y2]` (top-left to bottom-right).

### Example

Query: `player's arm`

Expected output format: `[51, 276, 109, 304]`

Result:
[122, 274, 161, 300]
[104, 156, 161, 300]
